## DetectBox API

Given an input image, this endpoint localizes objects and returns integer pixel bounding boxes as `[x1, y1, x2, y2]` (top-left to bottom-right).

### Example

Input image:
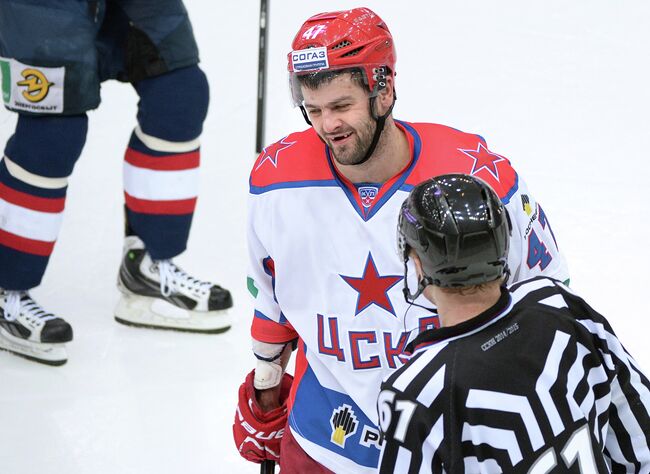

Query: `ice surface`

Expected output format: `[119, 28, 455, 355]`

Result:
[1, 1, 649, 473]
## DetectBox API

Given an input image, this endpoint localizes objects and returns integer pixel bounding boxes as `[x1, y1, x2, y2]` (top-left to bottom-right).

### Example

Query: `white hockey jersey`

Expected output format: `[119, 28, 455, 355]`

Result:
[247, 121, 569, 472]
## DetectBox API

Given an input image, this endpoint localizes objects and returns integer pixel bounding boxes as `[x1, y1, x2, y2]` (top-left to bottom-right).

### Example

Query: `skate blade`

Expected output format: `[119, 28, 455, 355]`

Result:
[114, 294, 231, 334]
[0, 327, 68, 366]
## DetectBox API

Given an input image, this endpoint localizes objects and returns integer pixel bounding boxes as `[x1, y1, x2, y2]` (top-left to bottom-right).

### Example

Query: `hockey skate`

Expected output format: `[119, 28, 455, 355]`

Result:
[115, 236, 232, 333]
[0, 289, 73, 366]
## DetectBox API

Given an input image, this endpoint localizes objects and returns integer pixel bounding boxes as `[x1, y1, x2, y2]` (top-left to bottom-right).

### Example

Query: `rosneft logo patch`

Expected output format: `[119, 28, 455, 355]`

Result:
[521, 194, 533, 216]
[17, 68, 53, 103]
[330, 404, 358, 448]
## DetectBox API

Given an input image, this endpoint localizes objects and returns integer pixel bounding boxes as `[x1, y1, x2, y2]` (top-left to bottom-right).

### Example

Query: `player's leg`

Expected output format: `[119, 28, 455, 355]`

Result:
[110, 0, 232, 333]
[0, 0, 102, 365]
[0, 116, 86, 365]
[279, 426, 335, 473]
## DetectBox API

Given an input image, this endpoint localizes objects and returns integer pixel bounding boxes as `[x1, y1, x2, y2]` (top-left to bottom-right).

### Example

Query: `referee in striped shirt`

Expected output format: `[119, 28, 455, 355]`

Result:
[378, 174, 650, 473]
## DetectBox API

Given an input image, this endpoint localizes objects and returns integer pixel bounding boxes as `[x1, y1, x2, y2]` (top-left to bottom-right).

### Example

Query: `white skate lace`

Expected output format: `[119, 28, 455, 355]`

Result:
[3, 291, 56, 323]
[157, 260, 212, 298]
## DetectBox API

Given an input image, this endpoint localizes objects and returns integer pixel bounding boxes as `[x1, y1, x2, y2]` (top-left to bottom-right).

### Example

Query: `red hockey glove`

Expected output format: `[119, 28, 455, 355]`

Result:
[233, 369, 293, 463]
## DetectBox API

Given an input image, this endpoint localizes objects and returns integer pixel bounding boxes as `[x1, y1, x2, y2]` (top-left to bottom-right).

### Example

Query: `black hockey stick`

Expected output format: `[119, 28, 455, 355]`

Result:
[260, 460, 275, 474]
[255, 0, 269, 153]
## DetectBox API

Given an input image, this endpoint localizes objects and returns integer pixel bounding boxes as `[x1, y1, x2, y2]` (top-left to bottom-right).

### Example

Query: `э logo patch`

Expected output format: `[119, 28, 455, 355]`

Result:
[1, 59, 64, 113]
[330, 404, 358, 448]
[17, 68, 53, 103]
[358, 186, 378, 208]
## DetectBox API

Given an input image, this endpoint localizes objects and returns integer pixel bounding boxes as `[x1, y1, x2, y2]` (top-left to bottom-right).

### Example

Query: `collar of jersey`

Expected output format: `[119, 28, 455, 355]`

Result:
[325, 120, 422, 221]
[406, 287, 513, 355]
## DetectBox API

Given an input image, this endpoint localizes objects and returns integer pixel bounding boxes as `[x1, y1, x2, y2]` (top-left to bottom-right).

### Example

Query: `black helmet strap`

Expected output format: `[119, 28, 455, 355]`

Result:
[354, 94, 394, 166]
[299, 105, 312, 126]
[402, 258, 436, 312]
[356, 66, 395, 165]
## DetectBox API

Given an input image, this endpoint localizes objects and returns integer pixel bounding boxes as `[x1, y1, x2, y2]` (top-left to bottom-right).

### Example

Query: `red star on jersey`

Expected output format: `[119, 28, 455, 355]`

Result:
[340, 253, 403, 316]
[457, 142, 506, 181]
[255, 137, 297, 171]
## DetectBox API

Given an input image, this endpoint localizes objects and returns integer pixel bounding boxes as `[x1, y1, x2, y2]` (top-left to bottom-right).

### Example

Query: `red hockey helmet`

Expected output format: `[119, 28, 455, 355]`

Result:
[288, 7, 396, 106]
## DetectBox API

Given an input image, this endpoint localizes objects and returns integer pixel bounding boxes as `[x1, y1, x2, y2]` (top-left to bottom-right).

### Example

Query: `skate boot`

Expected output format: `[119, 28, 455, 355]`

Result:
[0, 289, 73, 366]
[115, 236, 232, 333]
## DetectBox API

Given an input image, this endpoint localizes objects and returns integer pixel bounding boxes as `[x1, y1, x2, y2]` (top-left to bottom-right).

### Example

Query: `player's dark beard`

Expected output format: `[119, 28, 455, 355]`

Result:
[328, 118, 376, 166]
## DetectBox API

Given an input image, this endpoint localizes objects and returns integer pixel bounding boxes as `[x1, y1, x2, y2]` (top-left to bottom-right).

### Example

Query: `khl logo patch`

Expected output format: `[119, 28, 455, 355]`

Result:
[359, 186, 378, 208]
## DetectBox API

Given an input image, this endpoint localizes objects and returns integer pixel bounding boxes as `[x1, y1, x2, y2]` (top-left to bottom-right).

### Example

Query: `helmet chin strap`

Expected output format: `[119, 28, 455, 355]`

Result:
[299, 105, 312, 126]
[356, 66, 396, 165]
[353, 95, 395, 166]
[402, 260, 436, 312]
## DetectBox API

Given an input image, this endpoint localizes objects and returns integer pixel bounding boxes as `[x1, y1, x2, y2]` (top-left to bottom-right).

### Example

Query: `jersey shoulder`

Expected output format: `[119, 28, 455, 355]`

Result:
[404, 122, 519, 202]
[249, 128, 334, 193]
[509, 277, 606, 326]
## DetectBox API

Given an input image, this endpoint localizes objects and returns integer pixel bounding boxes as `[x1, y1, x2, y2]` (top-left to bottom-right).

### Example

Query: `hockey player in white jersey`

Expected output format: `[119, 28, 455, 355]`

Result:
[378, 174, 650, 472]
[233, 7, 570, 473]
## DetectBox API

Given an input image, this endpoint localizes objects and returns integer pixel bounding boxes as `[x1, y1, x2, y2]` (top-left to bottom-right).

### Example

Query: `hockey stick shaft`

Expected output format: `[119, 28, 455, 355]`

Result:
[260, 460, 275, 474]
[255, 0, 269, 153]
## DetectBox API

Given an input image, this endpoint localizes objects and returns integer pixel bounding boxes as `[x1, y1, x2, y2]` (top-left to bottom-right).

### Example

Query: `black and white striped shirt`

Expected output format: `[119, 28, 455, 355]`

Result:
[378, 277, 650, 473]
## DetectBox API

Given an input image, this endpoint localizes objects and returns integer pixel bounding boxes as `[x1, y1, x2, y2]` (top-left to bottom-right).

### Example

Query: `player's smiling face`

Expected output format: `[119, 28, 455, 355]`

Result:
[302, 74, 374, 166]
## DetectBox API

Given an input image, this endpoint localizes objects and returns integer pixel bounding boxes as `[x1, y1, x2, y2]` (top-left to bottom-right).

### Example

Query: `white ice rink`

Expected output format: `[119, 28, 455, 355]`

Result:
[1, 1, 649, 473]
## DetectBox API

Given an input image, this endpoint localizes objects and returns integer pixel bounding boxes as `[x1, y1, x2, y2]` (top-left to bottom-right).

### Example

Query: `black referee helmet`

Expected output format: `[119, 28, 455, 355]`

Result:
[398, 174, 511, 290]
